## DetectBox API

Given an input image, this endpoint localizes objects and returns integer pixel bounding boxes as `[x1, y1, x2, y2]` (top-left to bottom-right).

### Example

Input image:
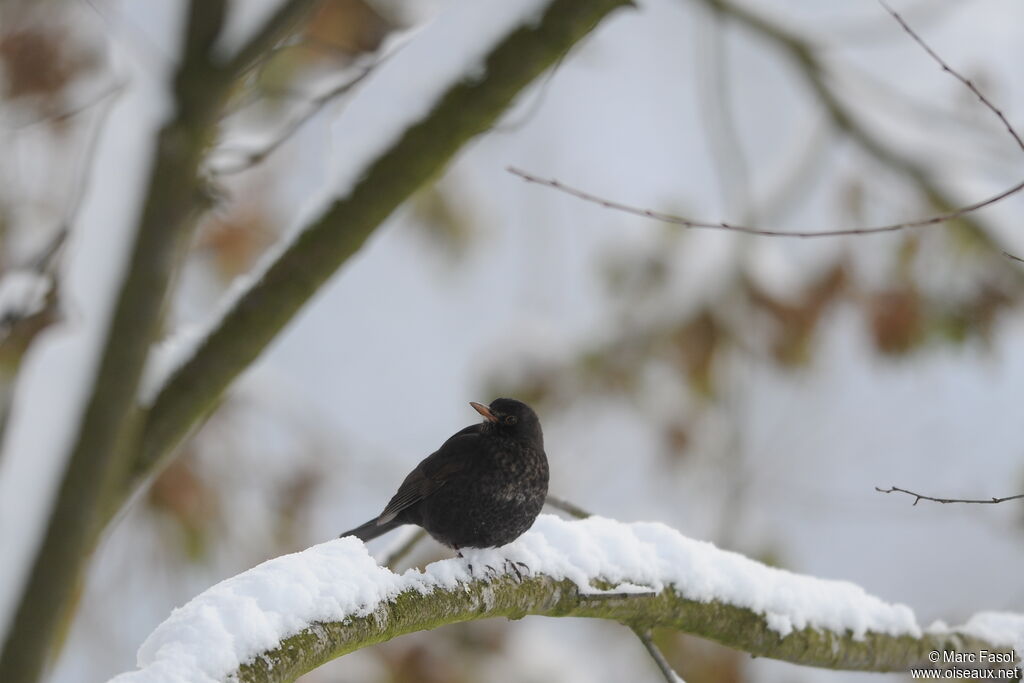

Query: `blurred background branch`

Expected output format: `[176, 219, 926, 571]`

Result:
[0, 1, 632, 681]
[125, 0, 632, 524]
[2, 0, 1023, 681]
[0, 1, 240, 679]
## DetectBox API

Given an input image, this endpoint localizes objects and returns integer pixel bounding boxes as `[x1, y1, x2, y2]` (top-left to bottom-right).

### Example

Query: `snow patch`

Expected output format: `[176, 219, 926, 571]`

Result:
[0, 271, 51, 326]
[104, 515, 988, 683]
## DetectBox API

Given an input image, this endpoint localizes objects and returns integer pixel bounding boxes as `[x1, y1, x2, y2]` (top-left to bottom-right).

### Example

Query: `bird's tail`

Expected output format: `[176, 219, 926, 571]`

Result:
[339, 517, 404, 542]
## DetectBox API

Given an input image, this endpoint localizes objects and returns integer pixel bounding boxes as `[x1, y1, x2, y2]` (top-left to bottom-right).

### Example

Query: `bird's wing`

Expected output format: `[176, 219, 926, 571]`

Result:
[376, 429, 481, 524]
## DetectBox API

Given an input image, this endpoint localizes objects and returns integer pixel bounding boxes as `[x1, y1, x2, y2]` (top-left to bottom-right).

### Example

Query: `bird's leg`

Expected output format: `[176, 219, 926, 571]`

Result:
[455, 547, 475, 576]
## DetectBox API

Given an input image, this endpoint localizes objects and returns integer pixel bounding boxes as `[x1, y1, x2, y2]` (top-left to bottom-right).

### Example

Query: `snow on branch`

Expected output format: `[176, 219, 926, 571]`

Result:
[128, 0, 632, 513]
[109, 515, 1023, 683]
[0, 272, 53, 338]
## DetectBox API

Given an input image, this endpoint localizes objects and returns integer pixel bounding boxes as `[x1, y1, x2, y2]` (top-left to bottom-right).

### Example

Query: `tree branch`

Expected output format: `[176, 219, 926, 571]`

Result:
[233, 580, 1014, 683]
[210, 61, 378, 176]
[546, 493, 594, 519]
[381, 528, 428, 570]
[109, 516, 1021, 683]
[877, 0, 1024, 154]
[633, 628, 685, 683]
[224, 0, 324, 77]
[332, 494, 685, 683]
[1003, 250, 1024, 264]
[508, 167, 1024, 239]
[705, 0, 1023, 257]
[0, 2, 232, 680]
[875, 486, 1024, 506]
[511, 0, 1024, 246]
[123, 0, 633, 512]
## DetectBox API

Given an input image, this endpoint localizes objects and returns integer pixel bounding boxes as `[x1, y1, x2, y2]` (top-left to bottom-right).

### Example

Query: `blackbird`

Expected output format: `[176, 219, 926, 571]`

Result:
[340, 398, 548, 552]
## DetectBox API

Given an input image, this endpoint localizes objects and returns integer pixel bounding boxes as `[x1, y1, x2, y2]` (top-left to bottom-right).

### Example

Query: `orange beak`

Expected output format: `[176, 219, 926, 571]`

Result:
[470, 401, 498, 422]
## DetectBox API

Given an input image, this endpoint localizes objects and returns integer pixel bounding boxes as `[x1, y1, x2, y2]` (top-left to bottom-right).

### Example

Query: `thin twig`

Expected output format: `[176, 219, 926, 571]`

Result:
[633, 627, 686, 683]
[509, 166, 1024, 239]
[26, 229, 68, 275]
[875, 486, 1024, 506]
[545, 494, 592, 519]
[79, 0, 171, 72]
[492, 54, 566, 133]
[382, 528, 428, 569]
[211, 61, 379, 175]
[878, 0, 1024, 154]
[582, 590, 658, 601]
[226, 0, 321, 78]
[5, 79, 126, 131]
[60, 79, 127, 230]
[512, 0, 1024, 241]
[1001, 250, 1024, 264]
[696, 5, 753, 223]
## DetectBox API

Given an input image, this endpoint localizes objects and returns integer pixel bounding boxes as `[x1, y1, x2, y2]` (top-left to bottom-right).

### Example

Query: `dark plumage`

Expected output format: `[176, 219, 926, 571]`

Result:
[340, 398, 548, 551]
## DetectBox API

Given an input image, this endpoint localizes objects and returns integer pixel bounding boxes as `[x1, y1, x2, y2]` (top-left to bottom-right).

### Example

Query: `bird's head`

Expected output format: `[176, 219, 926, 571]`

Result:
[470, 398, 543, 443]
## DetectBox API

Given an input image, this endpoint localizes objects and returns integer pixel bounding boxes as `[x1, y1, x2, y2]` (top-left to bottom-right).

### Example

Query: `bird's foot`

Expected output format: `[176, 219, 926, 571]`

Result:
[503, 559, 530, 582]
[465, 563, 498, 580]
[458, 551, 494, 579]
[455, 549, 474, 577]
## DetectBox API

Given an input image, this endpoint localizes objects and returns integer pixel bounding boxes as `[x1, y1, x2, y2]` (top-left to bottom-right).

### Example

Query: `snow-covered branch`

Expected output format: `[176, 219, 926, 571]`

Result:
[110, 516, 1023, 683]
[127, 0, 632, 510]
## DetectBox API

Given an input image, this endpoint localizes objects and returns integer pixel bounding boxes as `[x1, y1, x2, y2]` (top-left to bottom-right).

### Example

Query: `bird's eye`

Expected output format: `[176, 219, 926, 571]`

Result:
[504, 415, 517, 425]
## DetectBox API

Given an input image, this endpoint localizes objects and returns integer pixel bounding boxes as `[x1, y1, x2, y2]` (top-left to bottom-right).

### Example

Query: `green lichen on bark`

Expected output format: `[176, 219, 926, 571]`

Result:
[233, 574, 1015, 683]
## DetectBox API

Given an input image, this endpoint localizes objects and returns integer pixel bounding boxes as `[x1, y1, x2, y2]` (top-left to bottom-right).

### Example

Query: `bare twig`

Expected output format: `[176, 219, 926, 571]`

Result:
[545, 494, 592, 519]
[695, 5, 753, 223]
[508, 166, 1024, 239]
[633, 628, 686, 683]
[80, 0, 172, 72]
[60, 79, 127, 230]
[492, 54, 566, 133]
[875, 486, 1024, 506]
[225, 0, 322, 78]
[26, 229, 68, 275]
[512, 0, 1024, 241]
[382, 527, 428, 570]
[5, 79, 126, 131]
[878, 0, 1024, 154]
[211, 62, 378, 175]
[583, 590, 658, 601]
[1002, 250, 1024, 264]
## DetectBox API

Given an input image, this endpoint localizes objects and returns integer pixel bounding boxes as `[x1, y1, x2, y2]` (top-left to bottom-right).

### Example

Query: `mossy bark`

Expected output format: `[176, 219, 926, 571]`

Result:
[234, 574, 1014, 683]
